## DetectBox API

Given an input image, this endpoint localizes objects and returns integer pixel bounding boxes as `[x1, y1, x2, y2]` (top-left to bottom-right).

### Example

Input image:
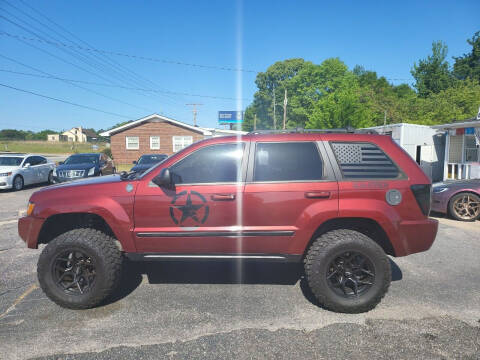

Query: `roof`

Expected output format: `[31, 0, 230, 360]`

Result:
[363, 123, 433, 130]
[99, 114, 212, 137]
[82, 129, 98, 138]
[431, 117, 480, 130]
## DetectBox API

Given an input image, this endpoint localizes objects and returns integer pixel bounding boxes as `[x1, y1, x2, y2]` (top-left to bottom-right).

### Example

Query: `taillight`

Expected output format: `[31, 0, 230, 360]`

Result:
[410, 184, 432, 216]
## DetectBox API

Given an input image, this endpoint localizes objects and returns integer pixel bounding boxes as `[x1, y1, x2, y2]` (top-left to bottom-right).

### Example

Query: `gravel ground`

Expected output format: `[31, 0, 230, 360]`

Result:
[0, 185, 479, 360]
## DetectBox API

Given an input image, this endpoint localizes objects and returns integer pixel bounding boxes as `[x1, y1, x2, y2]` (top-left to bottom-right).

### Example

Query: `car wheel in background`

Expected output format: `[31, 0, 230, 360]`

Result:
[304, 229, 391, 313]
[448, 192, 480, 221]
[13, 175, 24, 191]
[47, 171, 54, 184]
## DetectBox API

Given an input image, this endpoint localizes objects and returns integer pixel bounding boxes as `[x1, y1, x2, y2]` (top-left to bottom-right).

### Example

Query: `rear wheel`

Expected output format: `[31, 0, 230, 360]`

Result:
[13, 175, 24, 191]
[37, 228, 123, 309]
[449, 192, 480, 221]
[47, 171, 54, 184]
[304, 229, 391, 313]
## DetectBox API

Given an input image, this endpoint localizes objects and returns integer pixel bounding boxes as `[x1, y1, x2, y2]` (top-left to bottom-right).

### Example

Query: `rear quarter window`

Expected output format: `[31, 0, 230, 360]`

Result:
[330, 142, 400, 179]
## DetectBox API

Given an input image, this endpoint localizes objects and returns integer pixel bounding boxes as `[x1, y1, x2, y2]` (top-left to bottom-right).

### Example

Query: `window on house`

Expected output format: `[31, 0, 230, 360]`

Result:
[464, 135, 478, 162]
[172, 136, 193, 152]
[126, 136, 139, 150]
[150, 136, 160, 150]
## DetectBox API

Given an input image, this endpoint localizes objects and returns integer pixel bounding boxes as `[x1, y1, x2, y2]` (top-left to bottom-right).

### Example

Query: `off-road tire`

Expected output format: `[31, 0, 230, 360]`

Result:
[13, 175, 24, 191]
[304, 229, 391, 313]
[448, 192, 480, 222]
[37, 228, 123, 309]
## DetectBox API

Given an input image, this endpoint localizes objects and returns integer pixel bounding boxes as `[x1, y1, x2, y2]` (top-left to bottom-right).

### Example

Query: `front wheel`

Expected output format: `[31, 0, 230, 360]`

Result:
[37, 228, 123, 309]
[448, 192, 480, 221]
[304, 229, 391, 313]
[13, 175, 24, 191]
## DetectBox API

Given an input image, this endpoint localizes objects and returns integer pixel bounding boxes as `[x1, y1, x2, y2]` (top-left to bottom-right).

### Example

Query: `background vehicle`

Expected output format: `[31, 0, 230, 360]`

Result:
[53, 153, 115, 183]
[131, 154, 168, 174]
[432, 180, 480, 221]
[19, 131, 438, 313]
[0, 153, 55, 190]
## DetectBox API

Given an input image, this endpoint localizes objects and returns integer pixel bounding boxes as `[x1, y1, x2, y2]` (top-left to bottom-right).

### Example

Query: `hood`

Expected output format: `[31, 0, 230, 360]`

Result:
[0, 166, 19, 173]
[57, 163, 98, 171]
[40, 174, 122, 191]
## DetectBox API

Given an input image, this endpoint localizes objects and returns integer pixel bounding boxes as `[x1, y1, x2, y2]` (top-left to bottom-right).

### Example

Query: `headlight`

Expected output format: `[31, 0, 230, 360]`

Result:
[53, 168, 57, 176]
[88, 167, 95, 176]
[433, 187, 448, 193]
[0, 172, 12, 177]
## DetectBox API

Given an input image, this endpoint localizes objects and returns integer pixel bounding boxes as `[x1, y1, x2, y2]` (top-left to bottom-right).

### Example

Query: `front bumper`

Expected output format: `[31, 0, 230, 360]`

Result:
[394, 218, 439, 256]
[0, 175, 13, 189]
[18, 216, 44, 249]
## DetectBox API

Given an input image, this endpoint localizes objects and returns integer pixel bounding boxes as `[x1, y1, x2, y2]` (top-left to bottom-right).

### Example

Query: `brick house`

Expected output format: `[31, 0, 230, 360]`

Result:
[99, 114, 245, 164]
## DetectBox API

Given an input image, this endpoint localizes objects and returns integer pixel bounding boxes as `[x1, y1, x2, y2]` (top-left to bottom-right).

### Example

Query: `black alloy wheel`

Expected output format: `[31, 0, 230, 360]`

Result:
[52, 250, 96, 295]
[326, 251, 375, 298]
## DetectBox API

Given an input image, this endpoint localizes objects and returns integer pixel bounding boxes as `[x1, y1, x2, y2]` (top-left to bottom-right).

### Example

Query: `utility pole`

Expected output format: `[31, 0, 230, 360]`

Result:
[186, 103, 203, 126]
[253, 113, 257, 131]
[272, 84, 276, 130]
[383, 109, 387, 134]
[283, 88, 288, 130]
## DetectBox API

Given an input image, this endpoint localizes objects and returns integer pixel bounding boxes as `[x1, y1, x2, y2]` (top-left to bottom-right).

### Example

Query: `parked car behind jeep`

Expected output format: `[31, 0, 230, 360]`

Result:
[131, 154, 168, 174]
[53, 153, 115, 183]
[18, 131, 438, 313]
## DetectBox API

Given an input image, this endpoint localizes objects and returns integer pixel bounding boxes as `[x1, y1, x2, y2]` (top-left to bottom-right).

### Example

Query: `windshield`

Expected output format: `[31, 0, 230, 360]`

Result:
[63, 155, 99, 165]
[0, 156, 23, 166]
[137, 155, 167, 164]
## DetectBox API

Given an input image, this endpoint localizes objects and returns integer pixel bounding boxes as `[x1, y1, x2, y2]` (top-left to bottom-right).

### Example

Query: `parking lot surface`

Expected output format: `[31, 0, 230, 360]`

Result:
[1, 185, 479, 359]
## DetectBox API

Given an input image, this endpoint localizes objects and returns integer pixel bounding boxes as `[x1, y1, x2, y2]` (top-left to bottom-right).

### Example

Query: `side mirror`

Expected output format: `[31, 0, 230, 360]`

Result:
[152, 168, 173, 189]
[24, 163, 31, 168]
[132, 160, 137, 164]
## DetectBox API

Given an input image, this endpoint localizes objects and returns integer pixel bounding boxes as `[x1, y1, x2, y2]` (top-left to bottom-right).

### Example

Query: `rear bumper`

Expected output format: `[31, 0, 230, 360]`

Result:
[18, 216, 44, 249]
[393, 218, 438, 256]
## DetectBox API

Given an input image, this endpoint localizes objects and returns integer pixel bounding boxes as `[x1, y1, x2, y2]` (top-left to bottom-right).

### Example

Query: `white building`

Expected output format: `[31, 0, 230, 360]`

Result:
[432, 118, 480, 180]
[363, 123, 445, 182]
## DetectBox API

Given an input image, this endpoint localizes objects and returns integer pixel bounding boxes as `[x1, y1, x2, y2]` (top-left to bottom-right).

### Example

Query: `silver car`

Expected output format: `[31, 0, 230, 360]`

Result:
[0, 153, 55, 191]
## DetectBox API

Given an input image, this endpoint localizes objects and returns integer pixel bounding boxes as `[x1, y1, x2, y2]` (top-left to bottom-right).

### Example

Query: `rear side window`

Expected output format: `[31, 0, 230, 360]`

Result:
[253, 142, 323, 182]
[331, 142, 400, 179]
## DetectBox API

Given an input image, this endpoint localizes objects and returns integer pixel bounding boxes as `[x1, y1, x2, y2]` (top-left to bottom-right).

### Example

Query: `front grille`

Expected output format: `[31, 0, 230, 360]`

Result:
[57, 170, 85, 178]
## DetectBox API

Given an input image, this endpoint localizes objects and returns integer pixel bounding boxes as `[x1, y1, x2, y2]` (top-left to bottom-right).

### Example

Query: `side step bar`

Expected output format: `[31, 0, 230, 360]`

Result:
[126, 253, 302, 262]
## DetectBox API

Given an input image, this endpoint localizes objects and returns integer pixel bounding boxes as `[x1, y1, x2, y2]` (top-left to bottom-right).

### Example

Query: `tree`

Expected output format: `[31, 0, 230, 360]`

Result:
[411, 41, 454, 97]
[453, 31, 480, 82]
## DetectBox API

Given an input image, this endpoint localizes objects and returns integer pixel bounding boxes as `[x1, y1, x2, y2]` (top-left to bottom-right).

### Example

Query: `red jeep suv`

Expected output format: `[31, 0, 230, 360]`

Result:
[18, 130, 438, 313]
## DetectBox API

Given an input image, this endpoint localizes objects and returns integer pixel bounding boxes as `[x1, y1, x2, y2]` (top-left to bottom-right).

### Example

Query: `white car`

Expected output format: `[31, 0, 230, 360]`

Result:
[0, 153, 55, 191]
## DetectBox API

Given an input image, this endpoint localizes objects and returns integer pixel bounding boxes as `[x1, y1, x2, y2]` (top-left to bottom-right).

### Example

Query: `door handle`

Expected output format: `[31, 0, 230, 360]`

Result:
[211, 194, 236, 201]
[305, 191, 331, 199]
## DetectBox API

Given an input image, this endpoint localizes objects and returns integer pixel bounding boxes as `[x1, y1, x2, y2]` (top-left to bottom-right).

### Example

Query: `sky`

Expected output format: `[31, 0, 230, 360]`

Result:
[0, 0, 479, 132]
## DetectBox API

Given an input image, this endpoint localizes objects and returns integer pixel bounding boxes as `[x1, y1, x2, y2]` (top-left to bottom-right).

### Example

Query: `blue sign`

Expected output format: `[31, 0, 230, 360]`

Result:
[218, 111, 244, 124]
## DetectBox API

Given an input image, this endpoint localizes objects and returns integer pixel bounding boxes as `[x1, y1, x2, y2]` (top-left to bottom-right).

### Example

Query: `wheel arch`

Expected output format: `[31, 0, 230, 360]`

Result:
[37, 212, 123, 251]
[305, 217, 396, 257]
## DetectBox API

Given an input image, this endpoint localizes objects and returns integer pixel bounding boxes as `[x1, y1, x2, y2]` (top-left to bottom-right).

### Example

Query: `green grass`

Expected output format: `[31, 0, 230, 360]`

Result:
[0, 140, 107, 155]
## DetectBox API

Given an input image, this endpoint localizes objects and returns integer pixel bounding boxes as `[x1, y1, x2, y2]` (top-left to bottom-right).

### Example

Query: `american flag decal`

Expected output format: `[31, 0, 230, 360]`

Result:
[331, 143, 399, 179]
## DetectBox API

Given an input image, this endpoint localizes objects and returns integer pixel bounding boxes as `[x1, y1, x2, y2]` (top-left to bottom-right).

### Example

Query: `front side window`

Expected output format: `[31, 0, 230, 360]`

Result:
[253, 142, 323, 182]
[173, 136, 193, 152]
[331, 142, 400, 179]
[170, 143, 245, 184]
[126, 136, 139, 150]
[150, 136, 160, 150]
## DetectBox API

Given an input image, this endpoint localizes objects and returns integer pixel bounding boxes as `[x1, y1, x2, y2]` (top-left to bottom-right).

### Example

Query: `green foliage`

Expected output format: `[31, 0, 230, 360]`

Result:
[411, 41, 454, 97]
[243, 31, 480, 131]
[102, 147, 113, 159]
[453, 31, 480, 82]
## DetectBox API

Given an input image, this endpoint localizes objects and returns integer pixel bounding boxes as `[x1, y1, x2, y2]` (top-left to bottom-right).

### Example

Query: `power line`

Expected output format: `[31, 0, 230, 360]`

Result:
[0, 54, 154, 112]
[0, 31, 259, 73]
[0, 82, 133, 119]
[0, 68, 251, 101]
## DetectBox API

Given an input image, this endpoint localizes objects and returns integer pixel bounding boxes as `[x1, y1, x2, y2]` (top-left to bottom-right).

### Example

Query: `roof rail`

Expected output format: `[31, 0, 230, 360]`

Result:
[248, 127, 378, 135]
